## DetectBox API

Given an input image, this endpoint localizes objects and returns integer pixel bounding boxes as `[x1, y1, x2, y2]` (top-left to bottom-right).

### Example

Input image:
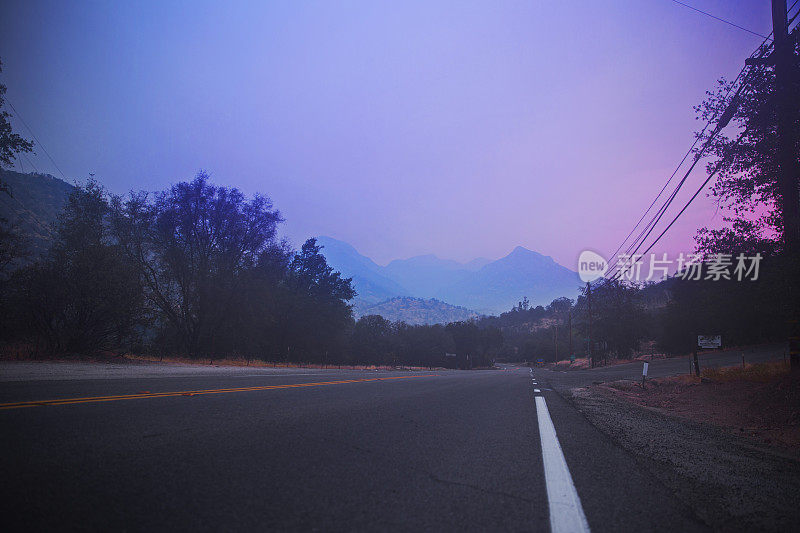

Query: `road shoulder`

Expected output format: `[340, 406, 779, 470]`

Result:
[566, 384, 800, 532]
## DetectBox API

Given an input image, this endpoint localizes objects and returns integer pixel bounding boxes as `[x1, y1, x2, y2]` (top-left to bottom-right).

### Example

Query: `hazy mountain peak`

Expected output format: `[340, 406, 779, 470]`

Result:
[503, 246, 556, 265]
[316, 235, 580, 318]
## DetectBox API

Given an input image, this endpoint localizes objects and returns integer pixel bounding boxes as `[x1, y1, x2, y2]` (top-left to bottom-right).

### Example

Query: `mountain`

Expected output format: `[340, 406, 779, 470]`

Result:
[317, 236, 582, 319]
[0, 170, 75, 257]
[360, 297, 479, 325]
[435, 246, 582, 315]
[463, 257, 491, 271]
[384, 254, 472, 297]
[315, 236, 407, 313]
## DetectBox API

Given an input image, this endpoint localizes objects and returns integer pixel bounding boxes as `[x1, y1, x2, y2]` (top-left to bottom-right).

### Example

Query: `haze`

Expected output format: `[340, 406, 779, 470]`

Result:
[0, 0, 771, 267]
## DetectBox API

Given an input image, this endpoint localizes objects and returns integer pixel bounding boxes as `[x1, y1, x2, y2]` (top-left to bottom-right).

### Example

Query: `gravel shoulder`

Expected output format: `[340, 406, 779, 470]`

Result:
[565, 384, 800, 532]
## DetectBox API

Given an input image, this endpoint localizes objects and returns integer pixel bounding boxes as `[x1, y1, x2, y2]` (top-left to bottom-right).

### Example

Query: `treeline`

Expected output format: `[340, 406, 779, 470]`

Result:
[476, 259, 788, 363]
[1, 174, 785, 366]
[350, 315, 501, 369]
[0, 174, 503, 368]
[0, 175, 355, 362]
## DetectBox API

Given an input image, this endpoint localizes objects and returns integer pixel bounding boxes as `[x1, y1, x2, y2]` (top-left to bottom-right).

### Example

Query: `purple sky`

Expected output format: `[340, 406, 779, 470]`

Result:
[0, 0, 773, 268]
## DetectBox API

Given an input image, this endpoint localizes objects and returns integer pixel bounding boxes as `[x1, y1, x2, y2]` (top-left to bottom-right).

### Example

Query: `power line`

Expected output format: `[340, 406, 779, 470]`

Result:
[604, 42, 768, 275]
[598, 28, 778, 286]
[669, 0, 769, 39]
[602, 70, 753, 281]
[5, 99, 67, 181]
[603, 121, 711, 272]
[619, 128, 750, 275]
[608, 12, 800, 281]
[590, 2, 800, 291]
[22, 152, 39, 174]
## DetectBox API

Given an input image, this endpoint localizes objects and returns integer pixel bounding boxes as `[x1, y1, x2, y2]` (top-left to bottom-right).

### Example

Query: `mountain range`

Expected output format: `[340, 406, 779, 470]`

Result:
[316, 236, 582, 318]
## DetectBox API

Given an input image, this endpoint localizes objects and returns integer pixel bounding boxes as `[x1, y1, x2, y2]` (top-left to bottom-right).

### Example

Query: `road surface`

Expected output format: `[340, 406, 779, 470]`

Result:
[0, 349, 783, 531]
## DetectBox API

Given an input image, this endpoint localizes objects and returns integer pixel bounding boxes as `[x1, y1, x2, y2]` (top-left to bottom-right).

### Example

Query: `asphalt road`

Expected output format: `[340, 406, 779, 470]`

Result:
[0, 349, 782, 532]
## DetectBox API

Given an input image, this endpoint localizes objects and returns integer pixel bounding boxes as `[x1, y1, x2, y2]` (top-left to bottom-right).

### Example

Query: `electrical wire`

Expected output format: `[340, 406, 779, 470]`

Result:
[5, 99, 67, 181]
[600, 1, 800, 286]
[597, 27, 779, 287]
[669, 0, 769, 39]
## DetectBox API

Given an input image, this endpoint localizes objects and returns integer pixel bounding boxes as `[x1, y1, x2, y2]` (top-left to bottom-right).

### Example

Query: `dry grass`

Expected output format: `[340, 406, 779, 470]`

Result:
[550, 358, 591, 370]
[601, 359, 800, 450]
[702, 360, 791, 383]
[123, 353, 434, 371]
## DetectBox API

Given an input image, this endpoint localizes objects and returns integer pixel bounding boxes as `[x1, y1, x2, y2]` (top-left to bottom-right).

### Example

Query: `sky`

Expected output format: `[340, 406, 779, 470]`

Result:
[0, 0, 774, 268]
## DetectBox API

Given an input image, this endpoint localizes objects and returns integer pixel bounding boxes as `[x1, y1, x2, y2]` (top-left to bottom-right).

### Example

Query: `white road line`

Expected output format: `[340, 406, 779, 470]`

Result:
[535, 395, 591, 533]
[534, 388, 541, 392]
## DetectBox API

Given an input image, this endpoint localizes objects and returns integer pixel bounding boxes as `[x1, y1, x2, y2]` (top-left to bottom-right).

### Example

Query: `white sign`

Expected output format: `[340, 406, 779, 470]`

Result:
[697, 335, 722, 349]
[642, 362, 649, 377]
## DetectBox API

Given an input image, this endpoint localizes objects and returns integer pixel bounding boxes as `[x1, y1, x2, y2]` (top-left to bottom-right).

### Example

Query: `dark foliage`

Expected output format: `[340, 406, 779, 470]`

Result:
[348, 316, 501, 369]
[4, 182, 143, 354]
[693, 25, 800, 256]
[0, 59, 34, 175]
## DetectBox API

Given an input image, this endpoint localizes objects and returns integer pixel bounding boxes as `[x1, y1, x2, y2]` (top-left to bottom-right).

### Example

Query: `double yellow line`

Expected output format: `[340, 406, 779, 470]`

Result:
[0, 374, 436, 411]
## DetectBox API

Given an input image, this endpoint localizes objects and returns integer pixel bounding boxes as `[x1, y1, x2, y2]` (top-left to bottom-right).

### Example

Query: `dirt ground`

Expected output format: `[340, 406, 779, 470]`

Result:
[601, 361, 800, 451]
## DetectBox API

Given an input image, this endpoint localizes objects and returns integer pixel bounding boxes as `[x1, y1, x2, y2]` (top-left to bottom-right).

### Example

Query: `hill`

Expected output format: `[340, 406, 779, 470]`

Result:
[360, 297, 479, 325]
[0, 170, 75, 257]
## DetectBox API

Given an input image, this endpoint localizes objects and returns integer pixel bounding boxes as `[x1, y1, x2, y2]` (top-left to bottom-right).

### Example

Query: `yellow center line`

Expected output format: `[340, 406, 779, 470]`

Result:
[0, 374, 438, 410]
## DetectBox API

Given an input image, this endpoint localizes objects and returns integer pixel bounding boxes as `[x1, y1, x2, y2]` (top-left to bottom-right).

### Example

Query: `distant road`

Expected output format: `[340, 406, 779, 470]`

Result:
[0, 347, 783, 532]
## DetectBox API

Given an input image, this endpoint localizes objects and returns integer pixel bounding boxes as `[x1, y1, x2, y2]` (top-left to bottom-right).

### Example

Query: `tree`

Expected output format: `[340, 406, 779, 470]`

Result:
[9, 182, 143, 354]
[351, 315, 394, 365]
[0, 58, 34, 192]
[280, 238, 356, 361]
[0, 219, 26, 278]
[693, 26, 800, 256]
[574, 280, 646, 360]
[112, 173, 284, 357]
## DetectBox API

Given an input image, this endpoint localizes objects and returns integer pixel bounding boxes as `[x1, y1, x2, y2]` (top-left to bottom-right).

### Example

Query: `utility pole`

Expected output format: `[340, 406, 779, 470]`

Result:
[587, 282, 593, 368]
[554, 324, 559, 361]
[568, 309, 573, 361]
[771, 0, 800, 369]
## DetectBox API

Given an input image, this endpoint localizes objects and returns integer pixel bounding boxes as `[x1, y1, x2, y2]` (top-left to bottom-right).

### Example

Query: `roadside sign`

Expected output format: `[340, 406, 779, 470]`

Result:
[642, 362, 649, 376]
[445, 353, 456, 357]
[697, 335, 722, 349]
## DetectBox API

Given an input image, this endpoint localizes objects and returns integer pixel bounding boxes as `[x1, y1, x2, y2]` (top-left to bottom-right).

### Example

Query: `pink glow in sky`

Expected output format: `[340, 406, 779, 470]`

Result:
[0, 1, 773, 270]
